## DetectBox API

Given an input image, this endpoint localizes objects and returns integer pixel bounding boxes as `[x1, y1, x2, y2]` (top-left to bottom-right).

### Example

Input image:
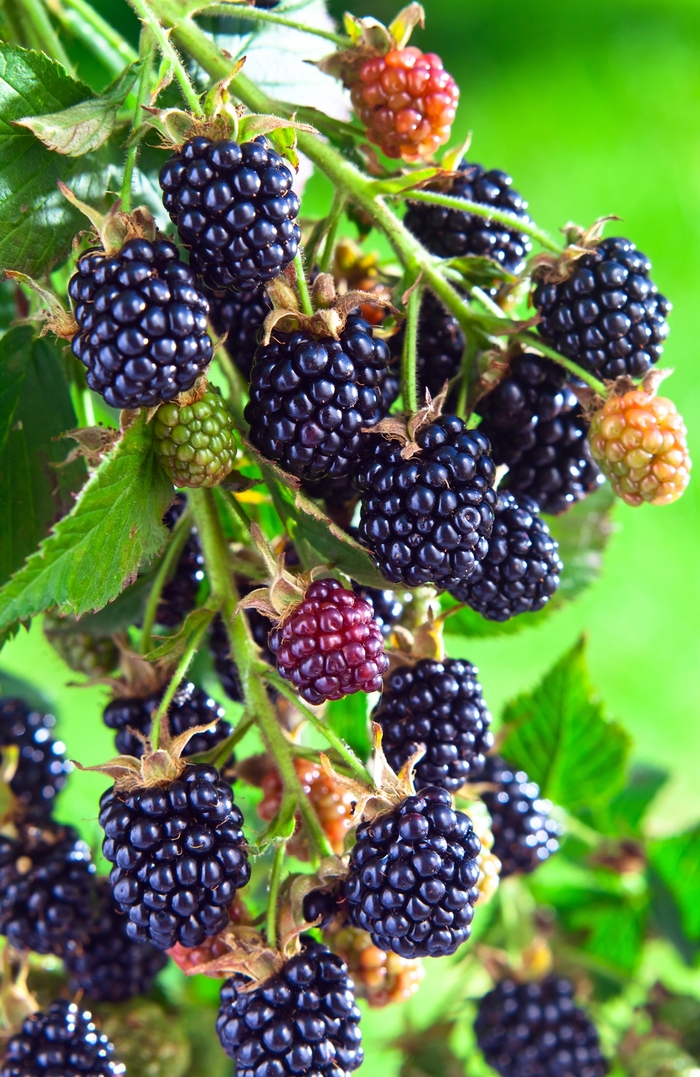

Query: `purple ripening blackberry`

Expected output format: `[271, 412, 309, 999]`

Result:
[207, 283, 272, 380]
[533, 236, 670, 380]
[476, 755, 561, 877]
[69, 238, 212, 410]
[159, 136, 300, 291]
[0, 697, 71, 817]
[0, 1001, 124, 1077]
[102, 681, 232, 763]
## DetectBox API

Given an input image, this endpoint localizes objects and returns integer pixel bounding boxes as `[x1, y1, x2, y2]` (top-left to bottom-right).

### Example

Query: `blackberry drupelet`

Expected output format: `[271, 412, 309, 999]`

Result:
[0, 1001, 124, 1077]
[254, 0, 281, 6]
[355, 415, 497, 589]
[476, 352, 603, 515]
[475, 977, 608, 1077]
[65, 879, 167, 1002]
[0, 821, 95, 956]
[533, 236, 671, 380]
[102, 681, 232, 762]
[477, 756, 560, 877]
[449, 493, 562, 621]
[156, 495, 205, 628]
[374, 659, 493, 792]
[345, 785, 482, 958]
[216, 935, 364, 1076]
[0, 698, 71, 816]
[159, 135, 300, 291]
[352, 583, 404, 637]
[100, 763, 250, 950]
[404, 161, 532, 274]
[245, 314, 391, 482]
[69, 237, 212, 410]
[207, 283, 272, 379]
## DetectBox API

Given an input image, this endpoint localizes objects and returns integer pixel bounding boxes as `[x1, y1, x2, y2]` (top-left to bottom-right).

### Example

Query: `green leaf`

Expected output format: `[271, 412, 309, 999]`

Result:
[444, 254, 516, 286]
[599, 764, 669, 837]
[649, 828, 700, 941]
[326, 692, 371, 762]
[500, 637, 631, 812]
[145, 608, 214, 663]
[0, 412, 173, 631]
[564, 899, 647, 975]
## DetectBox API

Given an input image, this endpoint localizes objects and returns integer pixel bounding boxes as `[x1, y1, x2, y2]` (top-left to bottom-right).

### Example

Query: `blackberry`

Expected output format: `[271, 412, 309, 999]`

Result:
[216, 935, 364, 1076]
[210, 602, 275, 703]
[476, 352, 603, 515]
[477, 756, 560, 878]
[0, 697, 71, 817]
[99, 763, 250, 950]
[43, 611, 119, 677]
[374, 659, 493, 793]
[245, 314, 391, 481]
[259, 756, 355, 859]
[254, 0, 281, 6]
[268, 578, 389, 705]
[208, 283, 272, 379]
[0, 820, 95, 956]
[159, 135, 301, 291]
[102, 681, 232, 762]
[156, 494, 205, 627]
[65, 879, 167, 1002]
[1, 1000, 124, 1077]
[68, 237, 212, 410]
[153, 386, 237, 488]
[352, 583, 404, 637]
[448, 493, 562, 621]
[303, 886, 345, 930]
[355, 415, 497, 589]
[475, 977, 608, 1077]
[388, 291, 466, 400]
[404, 161, 532, 274]
[534, 236, 671, 380]
[345, 785, 481, 958]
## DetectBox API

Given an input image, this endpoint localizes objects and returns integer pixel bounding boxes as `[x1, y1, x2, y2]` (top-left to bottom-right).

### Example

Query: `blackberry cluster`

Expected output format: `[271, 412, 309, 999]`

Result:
[476, 352, 603, 515]
[245, 314, 391, 482]
[477, 756, 560, 877]
[156, 495, 204, 628]
[216, 936, 363, 1076]
[100, 763, 250, 949]
[0, 697, 71, 816]
[534, 236, 671, 380]
[210, 601, 275, 702]
[69, 237, 212, 410]
[475, 977, 608, 1077]
[346, 786, 481, 958]
[449, 494, 562, 621]
[102, 681, 232, 761]
[0, 821, 95, 956]
[355, 415, 497, 589]
[0, 1001, 123, 1077]
[65, 879, 167, 1002]
[159, 136, 300, 291]
[405, 161, 532, 274]
[352, 583, 404, 637]
[208, 283, 272, 379]
[374, 659, 494, 792]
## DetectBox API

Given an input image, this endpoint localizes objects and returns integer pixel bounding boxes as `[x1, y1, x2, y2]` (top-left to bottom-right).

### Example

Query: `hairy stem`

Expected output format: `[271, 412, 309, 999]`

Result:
[293, 251, 314, 318]
[319, 190, 346, 275]
[197, 4, 350, 47]
[395, 190, 562, 253]
[121, 27, 156, 213]
[128, 0, 203, 116]
[139, 505, 195, 656]
[266, 841, 287, 948]
[401, 281, 421, 414]
[150, 609, 215, 749]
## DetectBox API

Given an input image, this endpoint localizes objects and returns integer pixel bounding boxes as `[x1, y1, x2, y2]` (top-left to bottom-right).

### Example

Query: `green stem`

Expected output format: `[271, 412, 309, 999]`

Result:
[150, 609, 215, 749]
[50, 0, 138, 65]
[266, 841, 286, 948]
[139, 505, 195, 655]
[394, 190, 562, 253]
[515, 332, 608, 395]
[198, 4, 350, 47]
[319, 191, 346, 275]
[293, 251, 314, 318]
[20, 0, 74, 70]
[401, 281, 421, 414]
[215, 345, 248, 428]
[129, 0, 203, 116]
[121, 27, 156, 213]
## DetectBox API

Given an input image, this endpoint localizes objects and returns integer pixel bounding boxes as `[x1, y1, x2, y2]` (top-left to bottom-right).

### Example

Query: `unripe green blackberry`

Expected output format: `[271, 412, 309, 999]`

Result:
[43, 611, 119, 677]
[153, 387, 236, 488]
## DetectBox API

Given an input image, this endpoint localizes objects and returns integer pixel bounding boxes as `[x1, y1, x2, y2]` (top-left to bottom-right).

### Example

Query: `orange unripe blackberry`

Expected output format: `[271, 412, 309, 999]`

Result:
[326, 926, 424, 1008]
[258, 756, 355, 860]
[350, 47, 459, 162]
[589, 388, 690, 506]
[167, 896, 250, 977]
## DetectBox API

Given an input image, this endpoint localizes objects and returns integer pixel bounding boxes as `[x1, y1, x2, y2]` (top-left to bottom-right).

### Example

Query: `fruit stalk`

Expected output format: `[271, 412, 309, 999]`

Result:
[139, 499, 194, 655]
[265, 841, 286, 948]
[401, 280, 422, 414]
[129, 0, 203, 117]
[120, 26, 156, 213]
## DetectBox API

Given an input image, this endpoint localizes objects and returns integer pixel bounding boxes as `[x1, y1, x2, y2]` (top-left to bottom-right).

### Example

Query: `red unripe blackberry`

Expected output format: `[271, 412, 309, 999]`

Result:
[68, 237, 212, 410]
[405, 162, 532, 274]
[374, 659, 493, 793]
[268, 578, 389, 706]
[207, 283, 272, 380]
[345, 786, 482, 959]
[0, 697, 71, 817]
[216, 935, 364, 1076]
[65, 879, 167, 1002]
[0, 820, 95, 956]
[476, 352, 603, 515]
[449, 493, 562, 621]
[156, 494, 205, 627]
[350, 47, 459, 162]
[258, 755, 356, 859]
[99, 763, 250, 950]
[159, 136, 301, 291]
[355, 415, 497, 589]
[1, 1000, 124, 1077]
[475, 977, 608, 1077]
[477, 756, 560, 878]
[102, 681, 232, 763]
[533, 236, 671, 380]
[245, 314, 391, 482]
[352, 583, 404, 637]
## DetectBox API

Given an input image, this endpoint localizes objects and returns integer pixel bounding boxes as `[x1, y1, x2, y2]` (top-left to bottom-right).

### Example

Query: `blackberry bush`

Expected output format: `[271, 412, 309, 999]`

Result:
[102, 681, 232, 760]
[476, 756, 561, 877]
[0, 1001, 124, 1077]
[0, 697, 71, 816]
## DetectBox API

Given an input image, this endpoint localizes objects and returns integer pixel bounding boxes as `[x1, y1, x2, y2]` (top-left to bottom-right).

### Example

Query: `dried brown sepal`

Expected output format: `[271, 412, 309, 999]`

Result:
[234, 522, 309, 624]
[385, 605, 445, 674]
[367, 385, 449, 459]
[3, 270, 78, 340]
[186, 925, 284, 986]
[170, 374, 210, 408]
[0, 947, 40, 1038]
[530, 215, 620, 286]
[58, 182, 157, 258]
[260, 276, 398, 345]
[61, 425, 121, 468]
[576, 367, 673, 421]
[588, 838, 646, 875]
[475, 936, 553, 986]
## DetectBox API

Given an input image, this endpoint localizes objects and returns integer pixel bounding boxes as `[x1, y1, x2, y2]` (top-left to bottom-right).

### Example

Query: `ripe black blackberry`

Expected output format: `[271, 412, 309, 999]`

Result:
[477, 755, 561, 877]
[207, 283, 272, 379]
[245, 314, 391, 481]
[69, 237, 212, 410]
[65, 879, 167, 1002]
[0, 697, 71, 816]
[355, 415, 497, 589]
[476, 352, 603, 515]
[216, 935, 363, 1076]
[352, 583, 404, 637]
[534, 236, 671, 380]
[210, 604, 275, 703]
[389, 291, 466, 400]
[1, 1000, 124, 1077]
[0, 820, 95, 956]
[374, 659, 494, 792]
[475, 977, 608, 1077]
[345, 785, 481, 958]
[303, 885, 345, 929]
[159, 135, 300, 291]
[100, 763, 250, 950]
[404, 161, 532, 274]
[156, 495, 205, 627]
[449, 493, 562, 621]
[102, 681, 232, 762]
